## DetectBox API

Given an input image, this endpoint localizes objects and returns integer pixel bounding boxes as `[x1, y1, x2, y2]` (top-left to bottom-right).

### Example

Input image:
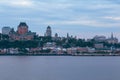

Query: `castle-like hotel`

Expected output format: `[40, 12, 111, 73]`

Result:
[9, 22, 36, 40]
[2, 22, 52, 40]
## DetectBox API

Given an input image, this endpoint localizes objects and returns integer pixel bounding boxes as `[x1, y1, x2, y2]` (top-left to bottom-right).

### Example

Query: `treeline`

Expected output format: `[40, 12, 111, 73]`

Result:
[55, 38, 120, 48]
[0, 34, 120, 48]
[0, 40, 39, 48]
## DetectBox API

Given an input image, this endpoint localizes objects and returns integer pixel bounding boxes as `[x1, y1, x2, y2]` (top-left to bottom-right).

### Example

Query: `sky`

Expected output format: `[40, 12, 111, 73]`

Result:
[0, 0, 120, 40]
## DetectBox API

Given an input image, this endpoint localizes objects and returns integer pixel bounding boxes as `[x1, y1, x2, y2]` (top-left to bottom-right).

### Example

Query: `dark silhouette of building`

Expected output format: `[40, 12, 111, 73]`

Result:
[45, 26, 52, 37]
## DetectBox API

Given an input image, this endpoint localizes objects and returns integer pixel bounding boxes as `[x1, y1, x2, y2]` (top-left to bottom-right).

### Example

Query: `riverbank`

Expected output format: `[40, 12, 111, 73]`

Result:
[0, 53, 120, 56]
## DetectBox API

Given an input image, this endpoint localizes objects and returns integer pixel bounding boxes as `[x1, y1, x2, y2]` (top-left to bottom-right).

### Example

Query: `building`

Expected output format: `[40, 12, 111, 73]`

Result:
[94, 43, 104, 49]
[67, 47, 77, 54]
[17, 22, 28, 35]
[55, 33, 58, 38]
[2, 27, 11, 35]
[67, 33, 69, 38]
[52, 33, 61, 41]
[43, 42, 56, 49]
[45, 26, 52, 37]
[107, 33, 118, 44]
[9, 22, 36, 40]
[77, 47, 88, 53]
[93, 35, 106, 42]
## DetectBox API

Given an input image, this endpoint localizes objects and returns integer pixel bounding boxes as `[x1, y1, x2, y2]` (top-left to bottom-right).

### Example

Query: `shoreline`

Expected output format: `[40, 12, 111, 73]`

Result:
[0, 53, 120, 56]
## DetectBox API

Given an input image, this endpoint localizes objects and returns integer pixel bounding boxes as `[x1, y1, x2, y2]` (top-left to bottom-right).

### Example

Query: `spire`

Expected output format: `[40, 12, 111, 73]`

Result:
[67, 33, 69, 38]
[111, 32, 113, 39]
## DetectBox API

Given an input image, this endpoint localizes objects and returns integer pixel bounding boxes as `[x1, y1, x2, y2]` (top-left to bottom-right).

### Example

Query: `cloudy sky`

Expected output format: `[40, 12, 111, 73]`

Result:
[0, 0, 119, 40]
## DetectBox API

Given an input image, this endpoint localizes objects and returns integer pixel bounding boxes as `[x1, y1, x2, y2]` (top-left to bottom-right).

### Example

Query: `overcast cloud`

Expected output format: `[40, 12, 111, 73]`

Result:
[0, 0, 119, 40]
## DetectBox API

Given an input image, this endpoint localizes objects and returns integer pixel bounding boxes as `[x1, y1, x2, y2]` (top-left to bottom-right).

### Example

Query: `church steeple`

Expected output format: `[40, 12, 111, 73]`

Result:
[67, 33, 69, 38]
[111, 32, 113, 39]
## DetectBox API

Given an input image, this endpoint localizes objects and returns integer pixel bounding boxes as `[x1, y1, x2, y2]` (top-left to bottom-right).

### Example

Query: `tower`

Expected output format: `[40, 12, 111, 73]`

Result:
[67, 33, 69, 38]
[17, 22, 28, 35]
[2, 26, 11, 35]
[111, 32, 113, 39]
[55, 33, 58, 38]
[45, 26, 52, 37]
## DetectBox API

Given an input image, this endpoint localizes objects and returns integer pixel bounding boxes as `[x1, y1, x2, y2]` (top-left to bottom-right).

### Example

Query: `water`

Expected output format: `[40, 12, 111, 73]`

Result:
[0, 56, 120, 80]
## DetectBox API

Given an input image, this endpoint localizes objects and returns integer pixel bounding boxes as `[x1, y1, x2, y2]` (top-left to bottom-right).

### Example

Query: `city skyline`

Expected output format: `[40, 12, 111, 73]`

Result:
[0, 0, 119, 40]
[1, 22, 119, 43]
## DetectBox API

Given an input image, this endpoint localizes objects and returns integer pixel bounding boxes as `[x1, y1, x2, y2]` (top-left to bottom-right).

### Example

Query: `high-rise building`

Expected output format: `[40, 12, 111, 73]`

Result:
[2, 26, 11, 35]
[45, 26, 52, 37]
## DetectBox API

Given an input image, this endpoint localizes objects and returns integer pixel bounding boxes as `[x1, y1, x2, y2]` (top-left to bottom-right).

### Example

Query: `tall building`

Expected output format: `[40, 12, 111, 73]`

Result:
[2, 27, 11, 35]
[67, 33, 69, 38]
[9, 22, 36, 40]
[17, 22, 28, 35]
[45, 26, 52, 37]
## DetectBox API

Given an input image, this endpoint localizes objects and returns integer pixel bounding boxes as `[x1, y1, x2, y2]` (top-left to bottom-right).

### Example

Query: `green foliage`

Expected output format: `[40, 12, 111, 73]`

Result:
[0, 34, 9, 40]
[0, 40, 39, 48]
[0, 35, 119, 49]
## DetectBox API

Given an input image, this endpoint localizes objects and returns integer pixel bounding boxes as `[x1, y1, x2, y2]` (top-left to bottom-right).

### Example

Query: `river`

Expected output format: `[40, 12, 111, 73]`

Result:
[0, 56, 120, 80]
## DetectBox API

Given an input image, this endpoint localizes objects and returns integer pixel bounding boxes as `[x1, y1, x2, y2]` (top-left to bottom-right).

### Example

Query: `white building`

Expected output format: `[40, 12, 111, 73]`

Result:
[2, 27, 11, 35]
[94, 43, 104, 49]
[44, 42, 56, 49]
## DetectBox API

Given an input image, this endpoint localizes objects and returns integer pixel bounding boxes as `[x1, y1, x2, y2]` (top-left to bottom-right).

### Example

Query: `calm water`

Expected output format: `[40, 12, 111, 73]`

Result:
[0, 56, 120, 80]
